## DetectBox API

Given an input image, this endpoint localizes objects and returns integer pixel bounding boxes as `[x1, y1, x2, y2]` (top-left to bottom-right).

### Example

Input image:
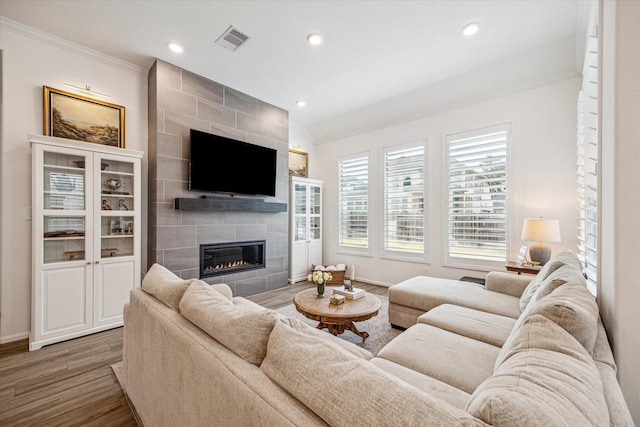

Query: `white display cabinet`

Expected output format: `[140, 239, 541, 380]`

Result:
[288, 176, 323, 283]
[30, 135, 143, 350]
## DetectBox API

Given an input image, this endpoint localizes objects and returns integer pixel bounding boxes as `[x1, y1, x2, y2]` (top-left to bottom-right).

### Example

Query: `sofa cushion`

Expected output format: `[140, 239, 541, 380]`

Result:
[179, 280, 278, 366]
[377, 323, 501, 394]
[525, 282, 599, 354]
[498, 277, 594, 370]
[389, 276, 521, 319]
[370, 357, 471, 410]
[418, 304, 517, 347]
[279, 316, 373, 360]
[519, 250, 583, 311]
[141, 263, 195, 311]
[468, 315, 608, 427]
[261, 319, 482, 426]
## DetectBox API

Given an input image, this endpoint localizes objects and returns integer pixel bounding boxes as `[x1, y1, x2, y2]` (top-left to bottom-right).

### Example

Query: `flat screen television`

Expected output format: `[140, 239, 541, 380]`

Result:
[189, 129, 277, 197]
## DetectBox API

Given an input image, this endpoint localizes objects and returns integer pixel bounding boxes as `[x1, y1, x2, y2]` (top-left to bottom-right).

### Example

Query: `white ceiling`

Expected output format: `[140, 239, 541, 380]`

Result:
[0, 0, 588, 143]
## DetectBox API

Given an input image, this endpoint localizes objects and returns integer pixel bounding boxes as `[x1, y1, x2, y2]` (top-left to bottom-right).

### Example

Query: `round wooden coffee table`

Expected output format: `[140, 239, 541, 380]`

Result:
[293, 287, 382, 341]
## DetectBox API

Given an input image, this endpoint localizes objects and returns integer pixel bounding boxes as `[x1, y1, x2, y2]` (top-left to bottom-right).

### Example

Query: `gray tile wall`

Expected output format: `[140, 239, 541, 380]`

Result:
[148, 60, 289, 296]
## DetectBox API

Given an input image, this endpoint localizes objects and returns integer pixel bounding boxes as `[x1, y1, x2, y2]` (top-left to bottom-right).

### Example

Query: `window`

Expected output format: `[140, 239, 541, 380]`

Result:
[446, 124, 510, 265]
[383, 142, 425, 256]
[338, 154, 369, 250]
[576, 34, 598, 295]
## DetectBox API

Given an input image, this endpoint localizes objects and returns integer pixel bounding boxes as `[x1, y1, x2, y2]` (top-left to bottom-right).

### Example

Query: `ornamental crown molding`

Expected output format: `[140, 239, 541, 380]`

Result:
[0, 17, 146, 74]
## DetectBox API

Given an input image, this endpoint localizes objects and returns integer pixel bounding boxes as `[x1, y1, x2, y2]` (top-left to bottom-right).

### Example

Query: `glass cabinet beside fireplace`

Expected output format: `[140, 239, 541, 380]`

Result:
[30, 134, 143, 351]
[288, 176, 323, 283]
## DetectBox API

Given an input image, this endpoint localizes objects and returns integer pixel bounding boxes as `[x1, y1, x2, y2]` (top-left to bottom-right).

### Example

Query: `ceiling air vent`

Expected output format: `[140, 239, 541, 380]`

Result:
[215, 26, 251, 51]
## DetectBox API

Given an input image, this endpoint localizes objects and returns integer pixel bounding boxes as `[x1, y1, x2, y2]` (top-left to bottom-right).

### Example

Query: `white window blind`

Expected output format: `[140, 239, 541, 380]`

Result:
[577, 35, 598, 295]
[383, 143, 425, 255]
[338, 155, 369, 249]
[446, 125, 509, 264]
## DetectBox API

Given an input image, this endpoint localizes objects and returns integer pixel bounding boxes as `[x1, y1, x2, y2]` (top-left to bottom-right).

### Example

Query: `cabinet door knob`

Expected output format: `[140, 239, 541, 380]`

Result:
[95, 261, 100, 264]
[86, 262, 91, 265]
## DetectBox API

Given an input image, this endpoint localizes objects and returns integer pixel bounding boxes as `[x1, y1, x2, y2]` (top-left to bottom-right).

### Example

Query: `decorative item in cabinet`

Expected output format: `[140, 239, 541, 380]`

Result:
[109, 219, 134, 235]
[73, 160, 109, 170]
[105, 177, 123, 192]
[65, 248, 118, 260]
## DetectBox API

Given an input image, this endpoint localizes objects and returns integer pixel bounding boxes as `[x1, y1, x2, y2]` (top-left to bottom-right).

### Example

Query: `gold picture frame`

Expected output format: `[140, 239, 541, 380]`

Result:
[43, 86, 125, 148]
[288, 148, 308, 177]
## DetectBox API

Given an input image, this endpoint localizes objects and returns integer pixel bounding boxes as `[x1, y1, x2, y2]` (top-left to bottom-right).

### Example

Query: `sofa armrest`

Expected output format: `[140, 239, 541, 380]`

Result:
[484, 272, 532, 298]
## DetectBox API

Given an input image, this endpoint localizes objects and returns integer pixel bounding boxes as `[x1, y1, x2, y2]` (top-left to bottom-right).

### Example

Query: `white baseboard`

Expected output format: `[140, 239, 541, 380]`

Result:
[0, 332, 29, 344]
[358, 277, 392, 288]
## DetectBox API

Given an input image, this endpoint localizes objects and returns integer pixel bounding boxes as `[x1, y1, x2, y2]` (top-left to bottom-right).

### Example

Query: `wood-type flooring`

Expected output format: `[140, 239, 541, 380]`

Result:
[0, 280, 388, 426]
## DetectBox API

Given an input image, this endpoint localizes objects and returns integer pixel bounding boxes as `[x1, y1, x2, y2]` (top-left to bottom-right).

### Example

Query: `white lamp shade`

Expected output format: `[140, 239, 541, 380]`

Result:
[521, 218, 561, 243]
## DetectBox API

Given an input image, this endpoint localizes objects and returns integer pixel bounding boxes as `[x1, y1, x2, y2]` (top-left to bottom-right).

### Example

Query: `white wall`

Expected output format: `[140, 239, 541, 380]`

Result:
[315, 77, 580, 286]
[289, 122, 319, 179]
[0, 20, 148, 342]
[600, 1, 640, 423]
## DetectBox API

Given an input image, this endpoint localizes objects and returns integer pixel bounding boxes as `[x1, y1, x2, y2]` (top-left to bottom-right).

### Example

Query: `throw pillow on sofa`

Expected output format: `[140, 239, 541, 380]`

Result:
[141, 263, 196, 311]
[518, 250, 583, 312]
[469, 315, 608, 427]
[179, 279, 279, 366]
[526, 282, 599, 354]
[529, 264, 587, 305]
[520, 251, 580, 311]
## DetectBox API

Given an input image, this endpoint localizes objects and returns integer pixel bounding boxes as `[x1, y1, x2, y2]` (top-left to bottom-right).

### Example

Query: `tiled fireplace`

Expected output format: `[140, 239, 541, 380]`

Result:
[147, 59, 290, 297]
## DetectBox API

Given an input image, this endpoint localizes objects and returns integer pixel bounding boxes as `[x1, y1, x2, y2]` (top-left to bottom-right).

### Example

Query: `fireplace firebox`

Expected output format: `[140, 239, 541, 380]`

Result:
[200, 240, 265, 278]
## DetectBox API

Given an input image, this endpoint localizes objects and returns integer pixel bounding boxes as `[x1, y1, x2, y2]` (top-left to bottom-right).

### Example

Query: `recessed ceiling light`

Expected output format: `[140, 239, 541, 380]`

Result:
[462, 22, 480, 36]
[306, 33, 323, 46]
[168, 42, 184, 53]
[296, 100, 307, 107]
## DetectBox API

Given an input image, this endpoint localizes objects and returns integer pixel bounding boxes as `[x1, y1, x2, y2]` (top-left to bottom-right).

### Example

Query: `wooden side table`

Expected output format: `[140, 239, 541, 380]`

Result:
[505, 262, 541, 275]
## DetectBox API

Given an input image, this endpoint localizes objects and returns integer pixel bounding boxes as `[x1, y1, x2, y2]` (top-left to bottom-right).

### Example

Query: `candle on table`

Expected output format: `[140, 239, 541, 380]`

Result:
[351, 265, 355, 281]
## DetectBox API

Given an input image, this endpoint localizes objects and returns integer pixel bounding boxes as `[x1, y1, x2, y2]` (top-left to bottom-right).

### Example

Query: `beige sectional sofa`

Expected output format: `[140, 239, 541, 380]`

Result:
[123, 251, 633, 426]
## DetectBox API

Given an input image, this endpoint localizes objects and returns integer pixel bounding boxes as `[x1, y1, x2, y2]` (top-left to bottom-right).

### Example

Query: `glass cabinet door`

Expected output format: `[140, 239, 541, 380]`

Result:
[309, 184, 321, 241]
[42, 150, 88, 264]
[294, 183, 307, 215]
[98, 157, 136, 259]
[99, 158, 134, 212]
[294, 183, 308, 241]
[43, 151, 86, 211]
[310, 185, 321, 216]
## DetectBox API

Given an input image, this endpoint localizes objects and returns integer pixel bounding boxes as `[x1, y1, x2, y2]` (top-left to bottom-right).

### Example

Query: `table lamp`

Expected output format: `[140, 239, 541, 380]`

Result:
[521, 217, 561, 266]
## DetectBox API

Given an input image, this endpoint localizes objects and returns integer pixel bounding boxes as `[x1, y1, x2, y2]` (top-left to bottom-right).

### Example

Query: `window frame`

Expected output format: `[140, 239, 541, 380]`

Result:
[443, 122, 513, 270]
[381, 139, 428, 262]
[336, 152, 372, 256]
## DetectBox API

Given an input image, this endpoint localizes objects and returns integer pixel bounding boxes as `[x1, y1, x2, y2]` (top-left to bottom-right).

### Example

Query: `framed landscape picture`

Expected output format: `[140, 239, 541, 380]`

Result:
[289, 148, 308, 177]
[43, 86, 125, 148]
